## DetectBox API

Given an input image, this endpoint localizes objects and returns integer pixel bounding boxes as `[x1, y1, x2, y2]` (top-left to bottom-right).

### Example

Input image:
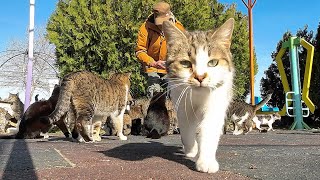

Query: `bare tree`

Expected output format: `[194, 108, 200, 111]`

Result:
[0, 27, 59, 98]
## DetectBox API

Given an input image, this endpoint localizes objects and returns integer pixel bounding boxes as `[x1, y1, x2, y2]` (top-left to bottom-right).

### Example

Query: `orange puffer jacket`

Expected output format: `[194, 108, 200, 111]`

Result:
[135, 15, 185, 74]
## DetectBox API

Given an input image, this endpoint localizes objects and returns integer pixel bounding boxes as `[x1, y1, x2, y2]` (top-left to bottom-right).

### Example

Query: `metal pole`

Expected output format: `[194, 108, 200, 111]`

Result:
[242, 0, 256, 105]
[288, 37, 303, 129]
[24, 0, 35, 112]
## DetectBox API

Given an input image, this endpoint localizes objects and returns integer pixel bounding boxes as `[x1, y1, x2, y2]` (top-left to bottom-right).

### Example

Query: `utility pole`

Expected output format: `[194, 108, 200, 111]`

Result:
[242, 0, 256, 105]
[24, 0, 35, 111]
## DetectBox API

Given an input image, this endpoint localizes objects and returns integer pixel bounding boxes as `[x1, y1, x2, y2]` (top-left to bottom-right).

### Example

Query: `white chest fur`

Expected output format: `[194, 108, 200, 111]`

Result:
[169, 80, 232, 173]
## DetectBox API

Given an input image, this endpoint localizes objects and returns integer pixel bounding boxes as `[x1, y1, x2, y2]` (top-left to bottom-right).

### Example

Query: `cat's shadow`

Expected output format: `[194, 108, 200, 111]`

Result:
[98, 141, 195, 171]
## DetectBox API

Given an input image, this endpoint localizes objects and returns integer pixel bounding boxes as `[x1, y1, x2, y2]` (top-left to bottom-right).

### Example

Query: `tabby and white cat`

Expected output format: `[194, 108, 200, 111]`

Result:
[0, 107, 12, 133]
[227, 94, 272, 135]
[40, 71, 131, 142]
[3, 93, 24, 122]
[0, 93, 24, 134]
[163, 18, 235, 173]
[252, 113, 281, 132]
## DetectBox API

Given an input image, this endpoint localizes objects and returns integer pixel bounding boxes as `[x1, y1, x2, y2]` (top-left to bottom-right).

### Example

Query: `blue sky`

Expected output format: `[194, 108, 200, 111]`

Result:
[0, 0, 57, 50]
[0, 0, 320, 101]
[0, 0, 58, 100]
[220, 0, 320, 97]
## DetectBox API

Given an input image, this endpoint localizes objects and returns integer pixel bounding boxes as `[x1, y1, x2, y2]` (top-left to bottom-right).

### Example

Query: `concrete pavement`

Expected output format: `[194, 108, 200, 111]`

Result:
[1, 130, 320, 180]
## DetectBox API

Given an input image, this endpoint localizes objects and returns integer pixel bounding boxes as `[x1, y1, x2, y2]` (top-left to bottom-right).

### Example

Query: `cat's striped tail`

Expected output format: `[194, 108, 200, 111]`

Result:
[254, 93, 273, 111]
[40, 76, 75, 125]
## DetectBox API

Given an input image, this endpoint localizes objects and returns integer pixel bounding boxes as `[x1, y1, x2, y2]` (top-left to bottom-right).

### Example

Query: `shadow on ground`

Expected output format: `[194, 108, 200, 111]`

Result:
[0, 139, 38, 180]
[99, 141, 195, 171]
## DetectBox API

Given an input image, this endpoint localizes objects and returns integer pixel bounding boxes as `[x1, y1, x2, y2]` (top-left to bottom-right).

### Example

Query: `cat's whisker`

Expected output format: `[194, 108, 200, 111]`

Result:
[184, 89, 190, 124]
[160, 78, 185, 87]
[165, 82, 188, 94]
[148, 83, 186, 106]
[175, 86, 190, 111]
[148, 90, 171, 105]
[190, 89, 201, 122]
[166, 82, 186, 89]
[175, 86, 188, 110]
[166, 80, 194, 90]
[165, 82, 185, 89]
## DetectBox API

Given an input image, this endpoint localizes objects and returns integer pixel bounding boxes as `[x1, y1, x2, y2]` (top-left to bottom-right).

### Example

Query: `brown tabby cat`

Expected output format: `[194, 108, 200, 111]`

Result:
[227, 93, 272, 135]
[104, 96, 150, 136]
[144, 92, 170, 139]
[105, 95, 178, 137]
[40, 71, 131, 142]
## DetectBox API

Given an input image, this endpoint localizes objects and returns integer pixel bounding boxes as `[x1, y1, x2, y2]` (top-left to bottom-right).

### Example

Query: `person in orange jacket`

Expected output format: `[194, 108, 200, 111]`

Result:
[135, 1, 185, 98]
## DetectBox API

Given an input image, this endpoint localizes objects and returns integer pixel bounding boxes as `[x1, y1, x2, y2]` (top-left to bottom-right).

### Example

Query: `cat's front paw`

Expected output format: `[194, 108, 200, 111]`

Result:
[41, 133, 49, 139]
[196, 159, 219, 173]
[75, 136, 93, 143]
[119, 134, 127, 140]
[232, 129, 243, 135]
[75, 136, 85, 143]
[92, 135, 102, 142]
[185, 151, 198, 158]
[183, 143, 198, 158]
[184, 147, 198, 158]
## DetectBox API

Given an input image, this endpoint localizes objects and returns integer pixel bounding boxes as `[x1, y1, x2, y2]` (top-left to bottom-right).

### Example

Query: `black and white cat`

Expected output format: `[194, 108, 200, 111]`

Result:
[253, 113, 281, 132]
[227, 94, 273, 135]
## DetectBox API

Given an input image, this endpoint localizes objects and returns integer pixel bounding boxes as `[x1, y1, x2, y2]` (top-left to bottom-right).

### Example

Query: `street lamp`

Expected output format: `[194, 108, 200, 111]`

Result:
[24, 0, 35, 111]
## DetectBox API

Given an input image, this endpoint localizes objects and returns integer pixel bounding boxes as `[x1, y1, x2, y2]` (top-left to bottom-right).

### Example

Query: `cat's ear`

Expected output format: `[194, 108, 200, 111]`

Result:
[211, 18, 234, 48]
[163, 21, 188, 46]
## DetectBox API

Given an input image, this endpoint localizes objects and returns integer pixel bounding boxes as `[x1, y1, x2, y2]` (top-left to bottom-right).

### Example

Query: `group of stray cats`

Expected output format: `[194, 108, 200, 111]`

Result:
[1, 18, 283, 173]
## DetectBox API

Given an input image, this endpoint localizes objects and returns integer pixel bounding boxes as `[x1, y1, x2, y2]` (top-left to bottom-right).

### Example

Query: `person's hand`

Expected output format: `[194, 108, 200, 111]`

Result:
[150, 60, 166, 69]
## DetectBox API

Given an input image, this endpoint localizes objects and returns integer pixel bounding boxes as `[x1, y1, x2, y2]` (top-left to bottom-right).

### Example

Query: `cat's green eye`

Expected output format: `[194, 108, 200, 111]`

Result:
[180, 60, 192, 68]
[208, 59, 219, 67]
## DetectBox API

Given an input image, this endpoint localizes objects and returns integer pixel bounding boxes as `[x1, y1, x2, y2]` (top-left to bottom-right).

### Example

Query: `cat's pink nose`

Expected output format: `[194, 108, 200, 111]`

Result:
[195, 74, 205, 82]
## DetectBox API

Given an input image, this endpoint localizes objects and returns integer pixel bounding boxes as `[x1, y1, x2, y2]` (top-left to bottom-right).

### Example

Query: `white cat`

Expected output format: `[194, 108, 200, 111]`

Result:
[253, 113, 281, 132]
[163, 18, 235, 173]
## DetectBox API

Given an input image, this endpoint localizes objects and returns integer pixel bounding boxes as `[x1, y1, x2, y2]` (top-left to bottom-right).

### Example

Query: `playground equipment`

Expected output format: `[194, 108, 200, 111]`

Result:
[276, 37, 315, 130]
[255, 96, 279, 114]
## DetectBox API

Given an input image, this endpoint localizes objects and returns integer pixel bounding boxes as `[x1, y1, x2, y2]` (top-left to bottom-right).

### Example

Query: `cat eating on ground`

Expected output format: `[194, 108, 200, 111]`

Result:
[163, 18, 234, 173]
[15, 85, 70, 139]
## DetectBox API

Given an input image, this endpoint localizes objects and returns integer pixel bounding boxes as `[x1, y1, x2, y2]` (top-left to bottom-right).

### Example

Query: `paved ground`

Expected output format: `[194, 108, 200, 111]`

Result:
[1, 129, 320, 180]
